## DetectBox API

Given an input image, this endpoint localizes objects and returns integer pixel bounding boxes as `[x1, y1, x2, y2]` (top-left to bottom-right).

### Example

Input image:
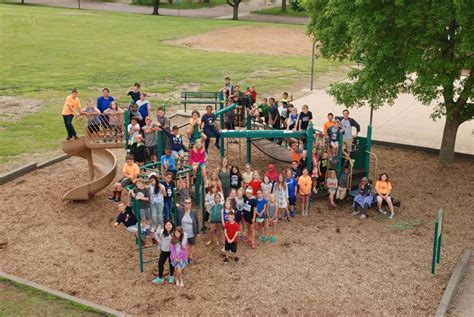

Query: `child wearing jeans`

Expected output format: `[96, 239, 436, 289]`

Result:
[223, 212, 240, 262]
[170, 227, 188, 287]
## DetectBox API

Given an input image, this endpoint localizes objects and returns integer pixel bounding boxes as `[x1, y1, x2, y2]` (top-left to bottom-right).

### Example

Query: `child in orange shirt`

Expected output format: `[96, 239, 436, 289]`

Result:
[298, 168, 312, 216]
[290, 142, 302, 164]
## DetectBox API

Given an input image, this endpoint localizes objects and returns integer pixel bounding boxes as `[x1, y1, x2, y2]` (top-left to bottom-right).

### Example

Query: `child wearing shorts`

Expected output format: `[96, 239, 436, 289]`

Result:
[274, 174, 289, 221]
[326, 169, 339, 209]
[255, 189, 268, 242]
[170, 227, 188, 287]
[285, 168, 298, 218]
[223, 211, 240, 262]
[108, 154, 139, 202]
[266, 194, 278, 243]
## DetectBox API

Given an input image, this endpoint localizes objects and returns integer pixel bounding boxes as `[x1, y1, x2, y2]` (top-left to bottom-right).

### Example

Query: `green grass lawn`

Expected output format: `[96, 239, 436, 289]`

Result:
[0, 3, 339, 161]
[132, 0, 227, 10]
[251, 6, 308, 17]
[0, 278, 110, 316]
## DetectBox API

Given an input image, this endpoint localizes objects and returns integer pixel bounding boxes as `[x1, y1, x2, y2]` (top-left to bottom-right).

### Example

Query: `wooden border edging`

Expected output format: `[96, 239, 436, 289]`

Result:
[0, 272, 130, 317]
[37, 154, 70, 169]
[0, 163, 37, 185]
[371, 140, 474, 159]
[435, 249, 472, 317]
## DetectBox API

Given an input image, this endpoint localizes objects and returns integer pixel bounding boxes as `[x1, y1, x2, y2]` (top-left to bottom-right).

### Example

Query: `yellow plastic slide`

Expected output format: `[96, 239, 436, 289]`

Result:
[61, 137, 119, 201]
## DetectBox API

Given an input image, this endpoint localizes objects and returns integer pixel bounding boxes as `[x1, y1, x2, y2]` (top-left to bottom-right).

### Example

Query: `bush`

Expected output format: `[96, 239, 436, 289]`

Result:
[290, 0, 304, 12]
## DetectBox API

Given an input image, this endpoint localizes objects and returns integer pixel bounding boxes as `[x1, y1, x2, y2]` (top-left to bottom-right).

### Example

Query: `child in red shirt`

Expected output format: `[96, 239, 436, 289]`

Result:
[248, 171, 262, 196]
[223, 211, 240, 262]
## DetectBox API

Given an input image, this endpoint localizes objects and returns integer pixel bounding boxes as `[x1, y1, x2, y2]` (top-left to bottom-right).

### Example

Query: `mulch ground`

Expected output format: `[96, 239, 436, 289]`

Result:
[0, 142, 473, 315]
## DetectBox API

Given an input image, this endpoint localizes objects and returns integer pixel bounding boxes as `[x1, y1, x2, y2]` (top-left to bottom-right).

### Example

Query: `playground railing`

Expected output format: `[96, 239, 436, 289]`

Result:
[79, 113, 125, 146]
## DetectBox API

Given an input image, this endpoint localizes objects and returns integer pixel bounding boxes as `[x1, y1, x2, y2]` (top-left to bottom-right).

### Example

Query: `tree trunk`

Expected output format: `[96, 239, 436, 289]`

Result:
[153, 0, 160, 15]
[21, 0, 25, 4]
[232, 2, 239, 20]
[281, 0, 287, 12]
[438, 111, 462, 166]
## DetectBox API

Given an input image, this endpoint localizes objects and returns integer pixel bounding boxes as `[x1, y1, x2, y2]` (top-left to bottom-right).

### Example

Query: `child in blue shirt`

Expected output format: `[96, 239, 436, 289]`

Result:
[160, 148, 177, 177]
[285, 169, 298, 218]
[201, 105, 221, 152]
[255, 189, 268, 242]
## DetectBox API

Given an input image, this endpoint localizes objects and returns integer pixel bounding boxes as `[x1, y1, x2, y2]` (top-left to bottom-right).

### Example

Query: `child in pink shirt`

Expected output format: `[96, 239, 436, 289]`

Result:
[190, 138, 207, 179]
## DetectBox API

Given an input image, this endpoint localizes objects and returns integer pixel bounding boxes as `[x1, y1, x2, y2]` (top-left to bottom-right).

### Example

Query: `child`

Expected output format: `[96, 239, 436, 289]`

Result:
[126, 82, 141, 105]
[152, 220, 176, 284]
[255, 189, 268, 242]
[291, 160, 302, 180]
[189, 139, 207, 179]
[161, 172, 175, 221]
[127, 117, 141, 146]
[248, 171, 262, 196]
[148, 174, 165, 231]
[297, 104, 313, 131]
[290, 143, 302, 164]
[207, 171, 223, 194]
[222, 76, 234, 99]
[311, 147, 322, 194]
[170, 227, 188, 287]
[108, 155, 139, 202]
[187, 110, 207, 145]
[258, 98, 269, 124]
[224, 99, 238, 144]
[80, 98, 101, 138]
[323, 112, 335, 138]
[230, 165, 243, 191]
[62, 88, 81, 140]
[318, 153, 329, 191]
[375, 173, 395, 219]
[266, 194, 278, 243]
[160, 148, 177, 177]
[328, 119, 343, 162]
[298, 168, 312, 216]
[142, 116, 158, 163]
[205, 185, 223, 224]
[234, 188, 245, 239]
[279, 92, 292, 128]
[112, 201, 146, 246]
[133, 179, 151, 226]
[264, 164, 279, 183]
[207, 193, 223, 247]
[222, 199, 234, 225]
[130, 134, 147, 166]
[218, 158, 231, 199]
[163, 125, 186, 165]
[136, 93, 151, 126]
[103, 101, 124, 142]
[242, 164, 253, 188]
[336, 167, 349, 203]
[299, 150, 308, 170]
[177, 178, 190, 208]
[274, 174, 290, 221]
[201, 105, 221, 152]
[287, 105, 298, 130]
[261, 175, 273, 201]
[242, 187, 257, 250]
[129, 105, 143, 127]
[326, 169, 338, 209]
[285, 169, 298, 218]
[223, 211, 240, 262]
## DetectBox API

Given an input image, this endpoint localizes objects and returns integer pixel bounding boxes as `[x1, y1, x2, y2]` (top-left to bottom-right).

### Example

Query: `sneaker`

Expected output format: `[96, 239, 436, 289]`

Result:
[176, 280, 181, 286]
[313, 188, 318, 194]
[378, 209, 387, 215]
[221, 246, 225, 252]
[286, 216, 291, 222]
[188, 259, 194, 265]
[152, 238, 158, 245]
[270, 236, 277, 243]
[389, 213, 395, 219]
[114, 198, 120, 203]
[261, 236, 268, 242]
[223, 257, 229, 263]
[107, 196, 116, 201]
[234, 257, 239, 262]
[360, 214, 367, 219]
[168, 276, 174, 284]
[152, 277, 164, 284]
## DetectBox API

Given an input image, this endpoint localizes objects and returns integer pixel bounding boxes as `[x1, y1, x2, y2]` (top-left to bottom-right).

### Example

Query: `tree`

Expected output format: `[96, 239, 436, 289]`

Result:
[227, 0, 242, 20]
[153, 0, 160, 15]
[281, 0, 287, 12]
[302, 0, 474, 165]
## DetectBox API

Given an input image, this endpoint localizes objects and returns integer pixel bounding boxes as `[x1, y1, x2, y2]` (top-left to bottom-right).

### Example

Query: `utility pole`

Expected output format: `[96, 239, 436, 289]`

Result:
[310, 40, 317, 91]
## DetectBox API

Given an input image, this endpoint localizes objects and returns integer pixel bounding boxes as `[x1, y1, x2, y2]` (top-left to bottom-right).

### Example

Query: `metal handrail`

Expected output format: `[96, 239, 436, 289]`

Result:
[366, 151, 378, 181]
[79, 112, 124, 144]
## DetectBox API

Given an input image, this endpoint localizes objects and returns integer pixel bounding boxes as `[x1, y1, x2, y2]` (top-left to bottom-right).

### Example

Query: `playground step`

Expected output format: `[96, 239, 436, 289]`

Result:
[252, 138, 292, 163]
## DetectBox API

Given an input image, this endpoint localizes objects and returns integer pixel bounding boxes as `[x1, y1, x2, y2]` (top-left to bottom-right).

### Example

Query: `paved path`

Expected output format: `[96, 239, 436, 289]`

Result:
[20, 0, 306, 23]
[292, 89, 474, 155]
[451, 260, 474, 316]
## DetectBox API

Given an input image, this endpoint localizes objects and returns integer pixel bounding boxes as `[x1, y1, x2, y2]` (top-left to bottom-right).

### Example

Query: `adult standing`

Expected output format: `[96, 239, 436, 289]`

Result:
[336, 109, 360, 155]
[62, 88, 81, 140]
[176, 198, 200, 264]
[218, 158, 231, 199]
[148, 174, 166, 231]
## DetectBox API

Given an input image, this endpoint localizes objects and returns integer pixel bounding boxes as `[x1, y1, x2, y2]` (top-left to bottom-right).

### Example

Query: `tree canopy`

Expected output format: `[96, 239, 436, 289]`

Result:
[302, 0, 473, 164]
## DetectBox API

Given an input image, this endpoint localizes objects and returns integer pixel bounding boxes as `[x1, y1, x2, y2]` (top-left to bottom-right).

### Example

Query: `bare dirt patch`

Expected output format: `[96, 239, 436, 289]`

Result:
[165, 26, 313, 56]
[0, 140, 473, 315]
[0, 96, 41, 121]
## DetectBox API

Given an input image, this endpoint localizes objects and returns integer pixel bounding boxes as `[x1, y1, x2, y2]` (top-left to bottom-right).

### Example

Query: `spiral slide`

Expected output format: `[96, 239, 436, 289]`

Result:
[61, 137, 118, 201]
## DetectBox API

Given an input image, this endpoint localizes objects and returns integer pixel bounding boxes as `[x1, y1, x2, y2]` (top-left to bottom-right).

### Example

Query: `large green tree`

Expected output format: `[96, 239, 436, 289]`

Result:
[302, 0, 473, 165]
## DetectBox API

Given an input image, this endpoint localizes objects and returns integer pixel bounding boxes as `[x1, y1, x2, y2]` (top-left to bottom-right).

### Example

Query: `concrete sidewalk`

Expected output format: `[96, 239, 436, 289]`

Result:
[17, 0, 306, 23]
[292, 89, 473, 155]
[451, 261, 474, 316]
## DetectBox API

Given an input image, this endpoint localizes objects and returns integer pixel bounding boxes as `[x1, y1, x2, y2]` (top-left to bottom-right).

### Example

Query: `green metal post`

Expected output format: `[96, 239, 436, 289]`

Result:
[133, 197, 144, 273]
[431, 218, 439, 274]
[306, 123, 314, 171]
[193, 124, 200, 143]
[194, 168, 201, 206]
[365, 125, 373, 177]
[124, 110, 130, 150]
[200, 172, 206, 233]
[336, 130, 343, 178]
[173, 188, 179, 225]
[157, 130, 164, 158]
[219, 101, 225, 158]
[436, 209, 443, 264]
[246, 114, 252, 164]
